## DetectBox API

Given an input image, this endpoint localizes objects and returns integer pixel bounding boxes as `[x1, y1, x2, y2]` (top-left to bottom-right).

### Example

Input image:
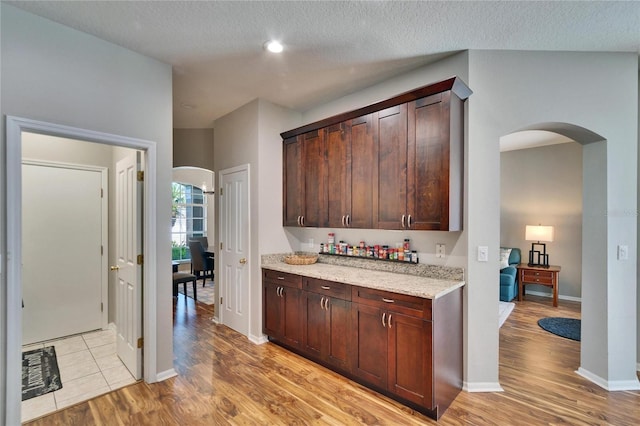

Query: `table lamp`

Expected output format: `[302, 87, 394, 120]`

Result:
[525, 225, 554, 267]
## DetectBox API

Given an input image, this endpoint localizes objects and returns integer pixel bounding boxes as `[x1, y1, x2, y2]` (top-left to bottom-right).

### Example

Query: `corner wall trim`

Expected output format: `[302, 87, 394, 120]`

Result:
[576, 367, 640, 391]
[249, 334, 269, 345]
[463, 381, 504, 392]
[156, 368, 178, 382]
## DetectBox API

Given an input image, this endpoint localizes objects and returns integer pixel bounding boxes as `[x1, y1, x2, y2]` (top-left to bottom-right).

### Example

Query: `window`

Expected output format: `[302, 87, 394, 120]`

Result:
[171, 182, 206, 261]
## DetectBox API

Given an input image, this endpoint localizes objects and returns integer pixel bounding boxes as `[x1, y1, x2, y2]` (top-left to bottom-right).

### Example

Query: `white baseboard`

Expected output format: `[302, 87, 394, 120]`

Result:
[576, 367, 640, 391]
[525, 289, 582, 303]
[463, 381, 504, 392]
[155, 368, 178, 382]
[250, 333, 269, 345]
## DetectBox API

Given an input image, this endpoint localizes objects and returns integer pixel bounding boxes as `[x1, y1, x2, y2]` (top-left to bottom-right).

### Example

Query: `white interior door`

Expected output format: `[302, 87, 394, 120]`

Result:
[219, 165, 250, 336]
[115, 152, 143, 379]
[22, 162, 106, 345]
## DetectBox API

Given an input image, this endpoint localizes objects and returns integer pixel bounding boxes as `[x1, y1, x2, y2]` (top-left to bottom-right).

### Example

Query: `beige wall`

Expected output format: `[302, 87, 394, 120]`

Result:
[500, 142, 583, 299]
[173, 128, 214, 170]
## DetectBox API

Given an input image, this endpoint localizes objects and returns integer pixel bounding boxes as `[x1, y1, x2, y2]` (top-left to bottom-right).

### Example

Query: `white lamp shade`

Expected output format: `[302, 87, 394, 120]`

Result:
[525, 225, 554, 242]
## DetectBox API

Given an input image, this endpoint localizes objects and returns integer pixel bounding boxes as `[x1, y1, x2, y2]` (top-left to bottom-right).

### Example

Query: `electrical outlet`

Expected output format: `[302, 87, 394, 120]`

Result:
[436, 243, 445, 259]
[618, 245, 628, 260]
[478, 246, 489, 262]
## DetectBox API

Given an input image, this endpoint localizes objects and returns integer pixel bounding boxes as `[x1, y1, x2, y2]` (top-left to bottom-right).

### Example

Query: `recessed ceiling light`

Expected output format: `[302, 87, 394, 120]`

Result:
[264, 40, 284, 53]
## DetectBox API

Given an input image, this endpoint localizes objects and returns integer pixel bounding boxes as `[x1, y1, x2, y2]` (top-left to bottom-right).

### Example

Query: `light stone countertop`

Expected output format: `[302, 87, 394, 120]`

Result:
[261, 261, 464, 299]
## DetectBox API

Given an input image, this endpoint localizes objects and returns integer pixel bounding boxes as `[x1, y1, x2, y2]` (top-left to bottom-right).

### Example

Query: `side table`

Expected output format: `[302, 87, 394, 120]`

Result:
[517, 264, 561, 307]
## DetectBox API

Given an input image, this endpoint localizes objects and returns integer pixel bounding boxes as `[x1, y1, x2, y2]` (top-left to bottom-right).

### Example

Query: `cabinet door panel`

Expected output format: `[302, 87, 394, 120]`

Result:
[374, 105, 407, 229]
[408, 93, 449, 230]
[388, 313, 432, 407]
[327, 298, 350, 371]
[326, 124, 349, 227]
[349, 115, 374, 228]
[282, 287, 302, 348]
[351, 303, 387, 388]
[302, 130, 326, 227]
[263, 282, 282, 337]
[302, 291, 325, 358]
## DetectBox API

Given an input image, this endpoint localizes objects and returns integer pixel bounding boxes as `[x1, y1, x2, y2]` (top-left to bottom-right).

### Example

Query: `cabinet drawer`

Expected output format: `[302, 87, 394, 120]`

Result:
[352, 286, 431, 320]
[522, 270, 553, 285]
[262, 269, 302, 288]
[303, 277, 350, 300]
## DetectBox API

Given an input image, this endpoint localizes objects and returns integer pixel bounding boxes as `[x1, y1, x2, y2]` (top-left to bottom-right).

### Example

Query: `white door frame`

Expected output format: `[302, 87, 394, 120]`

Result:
[22, 158, 110, 335]
[218, 164, 251, 336]
[5, 116, 158, 424]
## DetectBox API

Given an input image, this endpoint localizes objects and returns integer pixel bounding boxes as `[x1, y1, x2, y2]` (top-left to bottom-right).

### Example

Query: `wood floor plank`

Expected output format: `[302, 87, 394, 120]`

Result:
[25, 294, 639, 425]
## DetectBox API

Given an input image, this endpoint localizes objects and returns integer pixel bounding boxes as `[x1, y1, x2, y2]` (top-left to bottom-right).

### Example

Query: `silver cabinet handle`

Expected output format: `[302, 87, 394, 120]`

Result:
[341, 215, 345, 226]
[346, 215, 350, 226]
[408, 215, 413, 228]
[401, 214, 406, 228]
[321, 285, 331, 290]
[277, 276, 285, 280]
[324, 298, 329, 310]
[301, 216, 305, 226]
[381, 312, 386, 327]
[382, 298, 394, 303]
[388, 314, 392, 328]
[320, 296, 325, 308]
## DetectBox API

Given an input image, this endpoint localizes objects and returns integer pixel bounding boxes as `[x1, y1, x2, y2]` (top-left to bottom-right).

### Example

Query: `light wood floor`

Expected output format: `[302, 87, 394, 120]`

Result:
[26, 294, 640, 425]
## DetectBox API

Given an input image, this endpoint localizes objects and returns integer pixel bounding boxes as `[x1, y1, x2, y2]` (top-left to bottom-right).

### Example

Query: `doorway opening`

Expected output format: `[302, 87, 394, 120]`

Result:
[5, 116, 159, 424]
[499, 122, 608, 386]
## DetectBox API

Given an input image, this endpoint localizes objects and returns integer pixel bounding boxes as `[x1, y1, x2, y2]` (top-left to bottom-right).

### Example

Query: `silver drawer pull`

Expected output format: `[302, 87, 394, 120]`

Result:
[321, 285, 331, 290]
[277, 277, 285, 280]
[382, 298, 395, 303]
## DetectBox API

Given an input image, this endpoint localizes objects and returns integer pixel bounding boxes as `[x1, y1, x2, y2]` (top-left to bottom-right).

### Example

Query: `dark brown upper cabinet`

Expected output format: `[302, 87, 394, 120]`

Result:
[282, 76, 471, 231]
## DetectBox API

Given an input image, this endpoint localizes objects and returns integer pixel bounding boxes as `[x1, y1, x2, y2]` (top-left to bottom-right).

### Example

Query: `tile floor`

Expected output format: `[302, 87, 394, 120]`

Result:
[21, 328, 136, 423]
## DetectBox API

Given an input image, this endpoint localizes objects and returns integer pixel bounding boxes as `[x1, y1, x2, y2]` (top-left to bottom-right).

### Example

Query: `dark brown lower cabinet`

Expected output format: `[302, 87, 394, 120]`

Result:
[351, 301, 433, 408]
[302, 291, 350, 372]
[262, 268, 462, 420]
[262, 270, 302, 349]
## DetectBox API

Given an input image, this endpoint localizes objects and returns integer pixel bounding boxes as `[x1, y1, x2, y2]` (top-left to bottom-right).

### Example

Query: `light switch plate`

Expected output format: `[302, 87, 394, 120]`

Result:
[436, 243, 445, 259]
[478, 246, 489, 262]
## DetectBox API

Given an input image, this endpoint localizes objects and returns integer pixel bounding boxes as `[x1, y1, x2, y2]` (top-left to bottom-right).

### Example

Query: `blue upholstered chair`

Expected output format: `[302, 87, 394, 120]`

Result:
[500, 247, 521, 302]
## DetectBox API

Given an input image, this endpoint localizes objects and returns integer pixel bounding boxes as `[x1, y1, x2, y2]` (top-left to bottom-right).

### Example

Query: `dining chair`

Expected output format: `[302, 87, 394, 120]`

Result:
[188, 240, 214, 286]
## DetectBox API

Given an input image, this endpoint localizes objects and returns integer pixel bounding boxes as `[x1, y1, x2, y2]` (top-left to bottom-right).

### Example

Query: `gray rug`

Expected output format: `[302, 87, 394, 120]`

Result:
[22, 346, 62, 401]
[538, 317, 581, 341]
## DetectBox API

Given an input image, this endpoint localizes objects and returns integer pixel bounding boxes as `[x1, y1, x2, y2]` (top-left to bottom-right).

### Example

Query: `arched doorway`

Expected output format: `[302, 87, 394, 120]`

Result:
[500, 122, 638, 390]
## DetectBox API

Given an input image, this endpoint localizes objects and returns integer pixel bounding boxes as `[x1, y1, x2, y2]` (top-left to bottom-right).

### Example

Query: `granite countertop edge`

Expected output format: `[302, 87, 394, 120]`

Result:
[261, 261, 465, 300]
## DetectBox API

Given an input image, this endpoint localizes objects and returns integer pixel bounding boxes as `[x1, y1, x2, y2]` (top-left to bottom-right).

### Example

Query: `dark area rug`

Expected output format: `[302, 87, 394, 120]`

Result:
[22, 346, 62, 401]
[538, 317, 581, 341]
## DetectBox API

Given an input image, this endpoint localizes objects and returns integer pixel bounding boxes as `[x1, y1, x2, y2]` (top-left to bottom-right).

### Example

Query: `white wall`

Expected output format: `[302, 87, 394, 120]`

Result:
[213, 98, 299, 340]
[469, 50, 638, 387]
[1, 5, 174, 420]
[501, 142, 583, 299]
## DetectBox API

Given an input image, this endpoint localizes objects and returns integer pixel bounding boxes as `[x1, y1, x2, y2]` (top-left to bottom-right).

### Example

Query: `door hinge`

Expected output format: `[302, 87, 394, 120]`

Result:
[220, 242, 223, 250]
[137, 337, 143, 348]
[137, 254, 143, 265]
[101, 188, 104, 198]
[137, 171, 144, 181]
[101, 302, 103, 312]
[220, 297, 223, 305]
[220, 187, 223, 196]
[101, 245, 104, 256]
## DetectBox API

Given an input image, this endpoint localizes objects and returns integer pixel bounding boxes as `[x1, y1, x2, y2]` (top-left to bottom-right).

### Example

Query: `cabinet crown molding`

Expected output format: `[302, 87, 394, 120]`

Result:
[281, 76, 472, 139]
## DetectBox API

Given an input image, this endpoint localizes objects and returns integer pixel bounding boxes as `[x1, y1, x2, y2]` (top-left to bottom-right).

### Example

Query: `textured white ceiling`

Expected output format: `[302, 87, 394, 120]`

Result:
[6, 1, 640, 129]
